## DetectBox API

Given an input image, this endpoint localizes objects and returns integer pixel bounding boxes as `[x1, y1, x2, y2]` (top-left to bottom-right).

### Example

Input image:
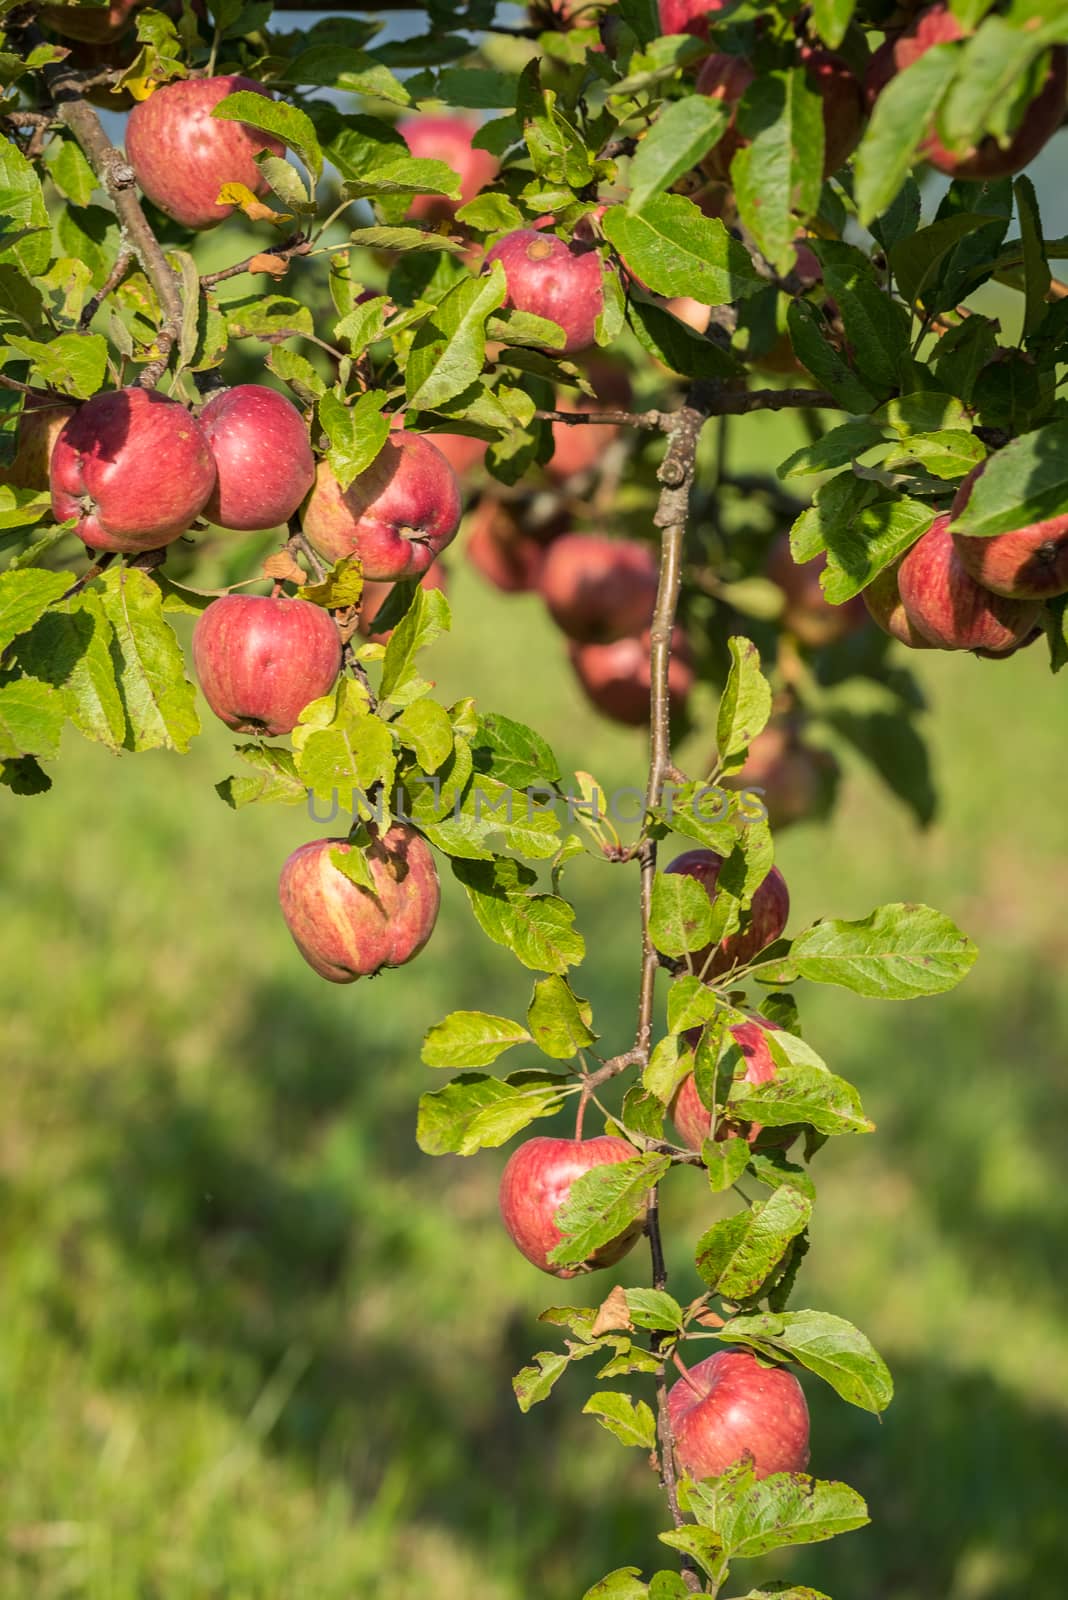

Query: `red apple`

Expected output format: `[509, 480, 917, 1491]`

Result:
[279, 824, 440, 983]
[199, 385, 315, 532]
[669, 1350, 810, 1481]
[672, 1017, 784, 1149]
[867, 5, 1067, 180]
[658, 0, 730, 40]
[862, 556, 935, 649]
[125, 75, 284, 230]
[548, 396, 621, 481]
[897, 513, 1041, 653]
[484, 230, 605, 356]
[498, 1135, 644, 1277]
[358, 562, 448, 643]
[664, 849, 789, 979]
[1, 396, 77, 492]
[729, 720, 840, 830]
[950, 462, 1068, 599]
[302, 433, 462, 581]
[569, 628, 693, 726]
[699, 47, 863, 182]
[399, 116, 499, 222]
[766, 534, 868, 649]
[192, 594, 341, 736]
[466, 498, 548, 594]
[539, 534, 659, 642]
[50, 387, 216, 553]
[428, 431, 487, 481]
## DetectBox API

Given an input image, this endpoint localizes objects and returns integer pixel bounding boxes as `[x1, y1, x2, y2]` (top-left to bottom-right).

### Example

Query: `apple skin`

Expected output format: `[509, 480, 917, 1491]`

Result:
[199, 385, 315, 532]
[672, 1017, 784, 1149]
[279, 824, 440, 983]
[126, 75, 284, 230]
[867, 5, 1067, 179]
[950, 463, 1068, 599]
[548, 396, 621, 480]
[539, 534, 660, 642]
[498, 1135, 645, 1277]
[428, 432, 487, 481]
[658, 0, 730, 39]
[302, 434, 462, 581]
[862, 557, 936, 649]
[467, 498, 548, 594]
[669, 1350, 810, 1481]
[1, 397, 77, 492]
[358, 562, 447, 643]
[50, 387, 216, 553]
[699, 48, 863, 182]
[897, 513, 1041, 654]
[729, 720, 840, 830]
[484, 230, 604, 356]
[569, 628, 693, 726]
[664, 850, 790, 979]
[400, 116, 499, 222]
[192, 595, 341, 737]
[766, 534, 869, 649]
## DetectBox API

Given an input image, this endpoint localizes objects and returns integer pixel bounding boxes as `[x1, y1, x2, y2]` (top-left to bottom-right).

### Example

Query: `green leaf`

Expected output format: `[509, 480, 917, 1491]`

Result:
[718, 1309, 893, 1413]
[212, 89, 323, 182]
[394, 697, 453, 773]
[405, 262, 508, 411]
[293, 680, 395, 801]
[297, 556, 363, 611]
[347, 225, 467, 255]
[0, 568, 72, 652]
[514, 1350, 571, 1413]
[794, 485, 934, 603]
[786, 299, 878, 414]
[702, 1134, 751, 1193]
[318, 389, 389, 493]
[716, 638, 772, 773]
[48, 134, 96, 207]
[643, 1033, 693, 1105]
[380, 584, 452, 707]
[811, 240, 910, 394]
[527, 975, 596, 1059]
[548, 1154, 668, 1268]
[666, 975, 721, 1035]
[582, 1569, 648, 1599]
[880, 429, 985, 481]
[748, 1149, 816, 1201]
[888, 211, 1006, 310]
[216, 742, 306, 808]
[733, 1033, 873, 1136]
[779, 421, 887, 480]
[225, 294, 313, 341]
[625, 1288, 684, 1332]
[811, 0, 855, 47]
[733, 1588, 832, 1599]
[626, 295, 741, 381]
[583, 1391, 656, 1450]
[421, 1010, 532, 1069]
[950, 420, 1068, 537]
[14, 588, 125, 752]
[681, 1468, 870, 1556]
[854, 44, 959, 225]
[695, 1188, 812, 1298]
[602, 194, 765, 307]
[99, 567, 199, 753]
[627, 97, 731, 212]
[655, 1528, 726, 1582]
[472, 712, 561, 789]
[1013, 175, 1049, 340]
[452, 856, 585, 974]
[0, 139, 51, 278]
[340, 156, 460, 203]
[733, 69, 825, 275]
[0, 674, 64, 760]
[416, 1069, 568, 1155]
[4, 332, 107, 400]
[789, 903, 978, 998]
[650, 870, 715, 959]
[456, 193, 525, 233]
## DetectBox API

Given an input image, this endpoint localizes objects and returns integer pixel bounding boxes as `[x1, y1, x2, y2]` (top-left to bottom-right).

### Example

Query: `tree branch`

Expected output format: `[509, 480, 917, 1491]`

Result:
[201, 236, 311, 287]
[43, 55, 183, 389]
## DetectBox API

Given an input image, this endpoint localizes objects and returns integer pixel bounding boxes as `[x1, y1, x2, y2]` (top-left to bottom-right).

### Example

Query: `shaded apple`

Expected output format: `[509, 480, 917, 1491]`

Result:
[199, 385, 315, 532]
[428, 431, 487, 481]
[569, 627, 693, 726]
[126, 75, 284, 230]
[358, 562, 448, 643]
[671, 1017, 785, 1149]
[467, 497, 548, 594]
[862, 556, 935, 648]
[1, 396, 77, 492]
[279, 824, 440, 983]
[302, 433, 462, 581]
[728, 719, 840, 830]
[50, 387, 216, 553]
[669, 1350, 810, 1481]
[766, 533, 868, 649]
[548, 395, 622, 481]
[664, 849, 789, 979]
[539, 534, 659, 642]
[484, 230, 605, 355]
[39, 0, 143, 40]
[658, 0, 731, 39]
[950, 462, 1068, 599]
[192, 594, 341, 736]
[867, 5, 1067, 179]
[498, 1135, 644, 1277]
[897, 513, 1041, 653]
[400, 115, 499, 222]
[699, 47, 863, 182]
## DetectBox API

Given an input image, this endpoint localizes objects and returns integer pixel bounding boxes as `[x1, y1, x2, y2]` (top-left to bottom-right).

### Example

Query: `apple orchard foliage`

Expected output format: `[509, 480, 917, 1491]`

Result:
[4, 0, 1068, 1590]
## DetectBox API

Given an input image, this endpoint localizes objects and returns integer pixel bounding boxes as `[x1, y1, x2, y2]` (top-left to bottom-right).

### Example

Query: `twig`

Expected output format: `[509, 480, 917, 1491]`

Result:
[285, 524, 326, 583]
[60, 551, 115, 600]
[535, 407, 665, 430]
[201, 236, 311, 287]
[43, 53, 183, 389]
[79, 244, 133, 330]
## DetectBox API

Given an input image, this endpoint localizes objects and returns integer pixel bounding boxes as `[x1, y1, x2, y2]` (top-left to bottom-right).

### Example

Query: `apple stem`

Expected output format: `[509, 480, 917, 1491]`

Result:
[671, 1348, 705, 1398]
[574, 1087, 589, 1142]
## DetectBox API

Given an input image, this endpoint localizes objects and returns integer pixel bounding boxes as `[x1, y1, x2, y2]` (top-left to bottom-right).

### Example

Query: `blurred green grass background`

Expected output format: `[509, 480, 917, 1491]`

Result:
[3, 402, 1068, 1600]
